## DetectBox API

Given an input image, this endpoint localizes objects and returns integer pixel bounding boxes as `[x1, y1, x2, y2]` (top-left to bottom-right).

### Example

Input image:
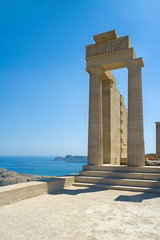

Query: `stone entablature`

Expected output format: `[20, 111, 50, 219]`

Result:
[86, 35, 131, 58]
[86, 30, 136, 71]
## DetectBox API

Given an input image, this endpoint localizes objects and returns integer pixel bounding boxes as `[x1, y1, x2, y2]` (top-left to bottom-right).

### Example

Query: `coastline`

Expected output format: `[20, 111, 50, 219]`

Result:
[0, 168, 56, 187]
[0, 156, 86, 177]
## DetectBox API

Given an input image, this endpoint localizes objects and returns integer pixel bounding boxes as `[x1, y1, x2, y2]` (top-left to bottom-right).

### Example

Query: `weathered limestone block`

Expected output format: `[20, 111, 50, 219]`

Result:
[94, 30, 118, 43]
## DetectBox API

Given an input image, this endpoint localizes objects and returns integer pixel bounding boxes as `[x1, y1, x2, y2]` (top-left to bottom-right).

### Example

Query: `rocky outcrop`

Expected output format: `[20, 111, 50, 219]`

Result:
[145, 154, 160, 166]
[0, 168, 53, 187]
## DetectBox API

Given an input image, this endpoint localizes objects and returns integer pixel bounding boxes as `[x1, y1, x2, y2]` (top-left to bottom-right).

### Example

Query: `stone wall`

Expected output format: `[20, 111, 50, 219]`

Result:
[0, 176, 74, 206]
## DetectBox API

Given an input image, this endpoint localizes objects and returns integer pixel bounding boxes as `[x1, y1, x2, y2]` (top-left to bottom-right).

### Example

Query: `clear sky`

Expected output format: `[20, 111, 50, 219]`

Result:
[0, 0, 160, 156]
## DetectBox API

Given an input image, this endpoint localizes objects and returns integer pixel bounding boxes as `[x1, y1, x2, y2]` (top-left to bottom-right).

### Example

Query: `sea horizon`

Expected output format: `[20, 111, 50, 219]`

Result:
[0, 156, 86, 176]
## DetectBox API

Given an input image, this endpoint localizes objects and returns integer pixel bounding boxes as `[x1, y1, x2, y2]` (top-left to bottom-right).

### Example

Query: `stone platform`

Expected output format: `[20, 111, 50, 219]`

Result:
[73, 165, 160, 193]
[0, 185, 160, 240]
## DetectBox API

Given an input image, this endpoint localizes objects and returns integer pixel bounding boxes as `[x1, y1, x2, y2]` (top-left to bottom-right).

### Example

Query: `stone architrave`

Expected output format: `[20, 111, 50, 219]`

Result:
[87, 67, 103, 165]
[155, 122, 160, 156]
[126, 58, 145, 167]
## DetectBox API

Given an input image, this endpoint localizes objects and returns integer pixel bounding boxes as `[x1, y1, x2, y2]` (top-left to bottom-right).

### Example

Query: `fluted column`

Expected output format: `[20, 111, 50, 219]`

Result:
[102, 78, 113, 164]
[127, 58, 145, 167]
[87, 67, 103, 165]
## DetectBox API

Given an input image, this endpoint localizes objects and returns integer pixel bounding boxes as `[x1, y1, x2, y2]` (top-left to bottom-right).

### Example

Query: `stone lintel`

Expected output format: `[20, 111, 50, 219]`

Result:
[104, 70, 116, 81]
[125, 57, 144, 68]
[155, 122, 160, 125]
[86, 66, 103, 74]
[86, 48, 136, 71]
[103, 71, 116, 86]
[94, 30, 118, 43]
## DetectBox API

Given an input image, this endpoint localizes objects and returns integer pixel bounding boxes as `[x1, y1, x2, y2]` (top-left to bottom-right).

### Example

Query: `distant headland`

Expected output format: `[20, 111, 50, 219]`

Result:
[53, 155, 87, 163]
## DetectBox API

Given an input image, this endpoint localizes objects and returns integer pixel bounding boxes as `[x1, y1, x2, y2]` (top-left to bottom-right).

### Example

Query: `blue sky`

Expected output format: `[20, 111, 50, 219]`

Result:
[0, 0, 160, 156]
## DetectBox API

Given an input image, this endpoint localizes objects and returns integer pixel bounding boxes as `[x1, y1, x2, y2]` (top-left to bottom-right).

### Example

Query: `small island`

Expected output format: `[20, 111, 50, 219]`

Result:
[53, 155, 87, 163]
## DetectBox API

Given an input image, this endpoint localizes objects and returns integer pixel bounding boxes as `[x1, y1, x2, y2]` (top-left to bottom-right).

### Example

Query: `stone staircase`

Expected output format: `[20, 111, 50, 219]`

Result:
[73, 165, 160, 193]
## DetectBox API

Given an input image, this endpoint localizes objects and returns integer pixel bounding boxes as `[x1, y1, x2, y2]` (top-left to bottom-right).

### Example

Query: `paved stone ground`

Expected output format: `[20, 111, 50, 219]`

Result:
[0, 186, 160, 240]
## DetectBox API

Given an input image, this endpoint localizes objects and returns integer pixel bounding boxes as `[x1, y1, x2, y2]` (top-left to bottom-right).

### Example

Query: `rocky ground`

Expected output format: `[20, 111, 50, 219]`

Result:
[145, 153, 160, 160]
[0, 168, 53, 187]
[145, 154, 160, 166]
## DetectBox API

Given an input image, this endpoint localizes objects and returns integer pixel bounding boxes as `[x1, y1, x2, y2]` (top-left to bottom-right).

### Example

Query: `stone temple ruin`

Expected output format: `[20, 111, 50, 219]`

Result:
[73, 30, 160, 193]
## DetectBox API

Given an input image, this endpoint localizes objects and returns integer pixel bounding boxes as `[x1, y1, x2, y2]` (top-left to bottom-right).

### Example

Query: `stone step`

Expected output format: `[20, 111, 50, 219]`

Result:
[79, 170, 160, 180]
[73, 182, 160, 194]
[83, 165, 160, 173]
[75, 176, 160, 188]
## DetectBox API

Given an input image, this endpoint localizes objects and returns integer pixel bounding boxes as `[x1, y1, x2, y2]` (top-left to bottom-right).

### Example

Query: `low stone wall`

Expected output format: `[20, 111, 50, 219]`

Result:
[0, 176, 74, 206]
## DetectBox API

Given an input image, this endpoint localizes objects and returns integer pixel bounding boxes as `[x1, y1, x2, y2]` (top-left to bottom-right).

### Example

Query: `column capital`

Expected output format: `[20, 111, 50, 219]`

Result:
[125, 58, 144, 69]
[86, 66, 104, 74]
[107, 79, 114, 87]
[155, 122, 160, 125]
[103, 70, 115, 87]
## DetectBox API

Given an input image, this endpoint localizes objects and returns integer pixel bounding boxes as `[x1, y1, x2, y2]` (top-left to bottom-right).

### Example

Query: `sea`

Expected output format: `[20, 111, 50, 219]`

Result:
[0, 156, 86, 176]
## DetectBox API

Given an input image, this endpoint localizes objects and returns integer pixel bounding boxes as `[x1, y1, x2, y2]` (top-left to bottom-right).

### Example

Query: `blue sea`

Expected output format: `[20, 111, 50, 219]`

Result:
[0, 156, 86, 176]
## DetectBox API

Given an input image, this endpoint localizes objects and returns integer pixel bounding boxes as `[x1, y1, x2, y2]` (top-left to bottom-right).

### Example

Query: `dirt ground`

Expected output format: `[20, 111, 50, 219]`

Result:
[0, 186, 160, 240]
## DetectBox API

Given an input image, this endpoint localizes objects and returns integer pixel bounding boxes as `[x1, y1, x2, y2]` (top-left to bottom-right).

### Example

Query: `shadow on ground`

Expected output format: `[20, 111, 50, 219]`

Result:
[51, 187, 106, 196]
[115, 192, 160, 203]
[50, 185, 160, 200]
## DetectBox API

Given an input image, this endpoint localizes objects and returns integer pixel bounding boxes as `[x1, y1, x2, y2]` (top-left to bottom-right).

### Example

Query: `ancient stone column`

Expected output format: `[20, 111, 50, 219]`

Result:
[155, 122, 160, 156]
[127, 58, 145, 167]
[102, 78, 113, 164]
[87, 67, 103, 165]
